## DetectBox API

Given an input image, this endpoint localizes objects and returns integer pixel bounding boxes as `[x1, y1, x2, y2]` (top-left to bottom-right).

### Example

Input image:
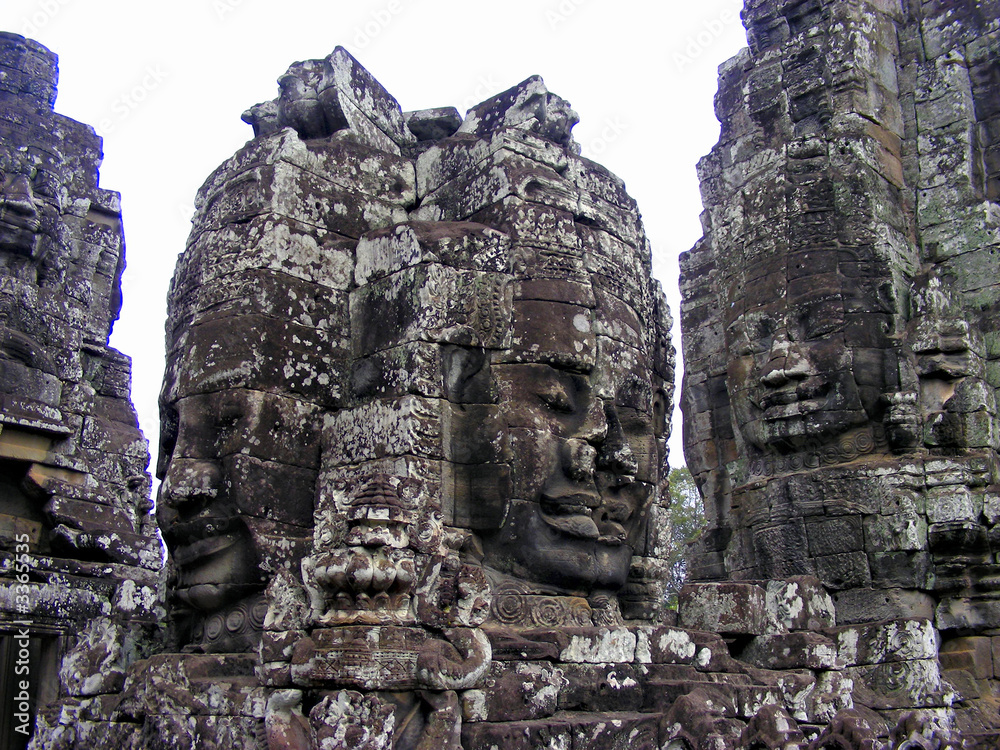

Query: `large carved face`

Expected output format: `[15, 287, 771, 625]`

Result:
[0, 170, 42, 256]
[157, 384, 320, 616]
[725, 267, 894, 454]
[480, 307, 663, 594]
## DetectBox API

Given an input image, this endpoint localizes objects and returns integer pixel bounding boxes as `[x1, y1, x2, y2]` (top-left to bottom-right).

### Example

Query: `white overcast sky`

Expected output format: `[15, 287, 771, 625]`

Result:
[1, 0, 748, 471]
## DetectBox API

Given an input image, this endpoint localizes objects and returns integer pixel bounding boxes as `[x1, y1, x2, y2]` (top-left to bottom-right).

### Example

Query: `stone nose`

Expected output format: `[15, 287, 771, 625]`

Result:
[597, 403, 637, 480]
[578, 396, 609, 444]
[159, 459, 223, 519]
[561, 398, 608, 485]
[760, 333, 811, 388]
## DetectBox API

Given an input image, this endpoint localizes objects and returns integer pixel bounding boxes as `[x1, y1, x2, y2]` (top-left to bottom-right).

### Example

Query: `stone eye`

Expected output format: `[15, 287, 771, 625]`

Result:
[216, 404, 244, 428]
[539, 387, 573, 414]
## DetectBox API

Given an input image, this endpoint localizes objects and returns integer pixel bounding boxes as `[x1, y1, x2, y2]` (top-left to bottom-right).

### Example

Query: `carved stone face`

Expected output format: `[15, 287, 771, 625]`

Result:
[481, 316, 661, 594]
[726, 276, 891, 454]
[158, 387, 320, 615]
[0, 171, 41, 256]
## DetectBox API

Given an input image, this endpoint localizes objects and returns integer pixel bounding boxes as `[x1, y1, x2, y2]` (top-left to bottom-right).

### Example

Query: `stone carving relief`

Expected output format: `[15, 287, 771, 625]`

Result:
[24, 1, 1000, 746]
[0, 32, 159, 750]
[119, 42, 677, 750]
[681, 0, 1000, 622]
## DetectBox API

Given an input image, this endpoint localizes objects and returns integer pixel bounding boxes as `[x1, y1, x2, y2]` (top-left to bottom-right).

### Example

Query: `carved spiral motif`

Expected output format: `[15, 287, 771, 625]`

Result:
[530, 598, 566, 628]
[411, 512, 441, 554]
[205, 613, 224, 641]
[492, 592, 529, 624]
[226, 605, 247, 634]
[250, 597, 269, 630]
[853, 429, 876, 454]
[568, 599, 594, 626]
[745, 426, 887, 481]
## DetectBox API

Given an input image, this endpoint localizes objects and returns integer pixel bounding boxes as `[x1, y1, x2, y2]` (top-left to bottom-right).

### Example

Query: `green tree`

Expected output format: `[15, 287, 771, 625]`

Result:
[665, 466, 705, 606]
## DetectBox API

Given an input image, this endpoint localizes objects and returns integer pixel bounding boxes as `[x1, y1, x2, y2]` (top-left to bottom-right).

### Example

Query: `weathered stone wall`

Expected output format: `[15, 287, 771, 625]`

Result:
[33, 46, 682, 749]
[22, 0, 1000, 744]
[682, 0, 1000, 618]
[0, 32, 159, 749]
[680, 0, 1000, 744]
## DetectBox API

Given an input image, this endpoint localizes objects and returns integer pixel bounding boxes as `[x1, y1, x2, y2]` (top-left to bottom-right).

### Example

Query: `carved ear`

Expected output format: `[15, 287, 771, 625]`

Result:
[442, 345, 494, 404]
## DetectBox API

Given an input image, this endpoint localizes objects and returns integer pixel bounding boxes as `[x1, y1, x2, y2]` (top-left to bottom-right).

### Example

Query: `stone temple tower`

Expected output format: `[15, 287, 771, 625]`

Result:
[0, 32, 159, 750]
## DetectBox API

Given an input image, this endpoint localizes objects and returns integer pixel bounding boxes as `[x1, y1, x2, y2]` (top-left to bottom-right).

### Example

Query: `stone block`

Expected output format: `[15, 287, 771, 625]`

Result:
[505, 299, 596, 367]
[170, 313, 347, 404]
[316, 47, 415, 149]
[678, 582, 770, 635]
[555, 627, 638, 664]
[290, 626, 426, 690]
[350, 263, 513, 355]
[354, 220, 511, 286]
[766, 576, 836, 631]
[833, 588, 935, 625]
[868, 551, 931, 588]
[813, 551, 872, 590]
[806, 671, 854, 725]
[936, 598, 1000, 631]
[570, 712, 660, 749]
[807, 516, 864, 557]
[741, 632, 841, 670]
[864, 513, 928, 552]
[845, 659, 948, 710]
[461, 661, 565, 722]
[405, 106, 462, 141]
[633, 625, 697, 665]
[926, 485, 979, 524]
[557, 662, 644, 712]
[469, 196, 579, 250]
[940, 636, 993, 681]
[323, 395, 443, 465]
[830, 619, 937, 666]
[461, 716, 574, 750]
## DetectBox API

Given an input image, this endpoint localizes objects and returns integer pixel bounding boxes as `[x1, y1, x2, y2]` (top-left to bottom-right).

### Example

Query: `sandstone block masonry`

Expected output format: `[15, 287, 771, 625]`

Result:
[681, 0, 1000, 744]
[15, 0, 1000, 746]
[0, 31, 159, 750]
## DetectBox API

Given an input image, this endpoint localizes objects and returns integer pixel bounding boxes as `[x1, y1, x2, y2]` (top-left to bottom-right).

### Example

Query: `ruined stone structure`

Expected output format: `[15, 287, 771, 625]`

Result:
[0, 32, 159, 750]
[13, 0, 1000, 747]
[680, 0, 1000, 744]
[32, 45, 685, 749]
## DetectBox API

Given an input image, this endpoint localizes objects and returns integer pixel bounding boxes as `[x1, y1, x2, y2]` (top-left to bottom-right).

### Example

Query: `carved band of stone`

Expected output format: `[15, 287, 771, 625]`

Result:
[190, 593, 267, 652]
[744, 425, 886, 481]
[488, 590, 593, 627]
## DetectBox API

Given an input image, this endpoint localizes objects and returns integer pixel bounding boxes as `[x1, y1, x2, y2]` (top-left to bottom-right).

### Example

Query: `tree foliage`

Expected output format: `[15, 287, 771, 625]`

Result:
[664, 465, 706, 605]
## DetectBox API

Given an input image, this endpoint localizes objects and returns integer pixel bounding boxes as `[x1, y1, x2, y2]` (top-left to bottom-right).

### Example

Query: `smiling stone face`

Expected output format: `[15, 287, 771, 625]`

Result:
[722, 249, 899, 463]
[484, 352, 658, 593]
[728, 295, 872, 455]
[157, 387, 321, 616]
